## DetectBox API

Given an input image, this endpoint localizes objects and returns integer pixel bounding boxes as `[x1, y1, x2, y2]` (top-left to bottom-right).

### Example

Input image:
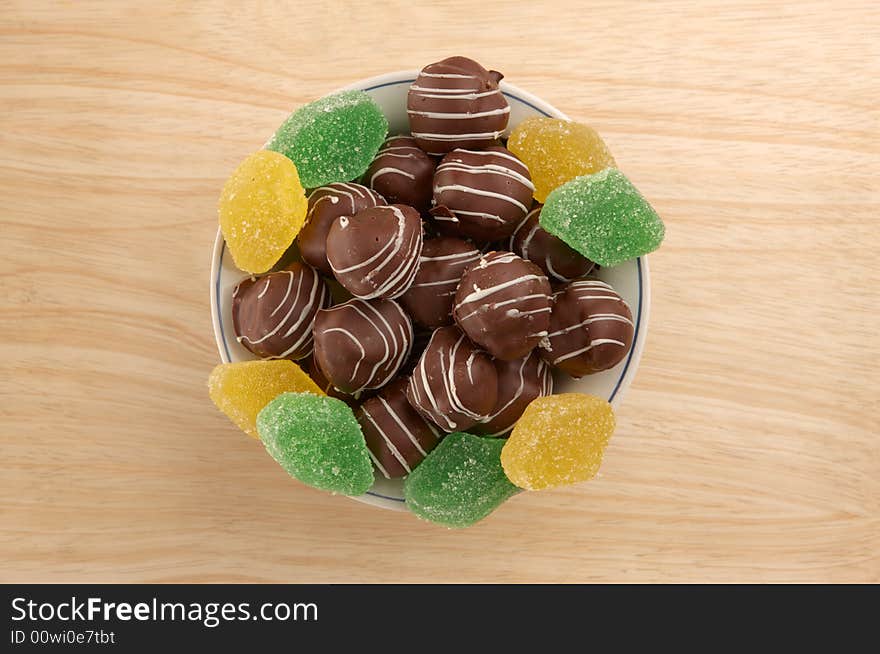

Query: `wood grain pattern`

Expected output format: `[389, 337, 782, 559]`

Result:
[1, 0, 878, 583]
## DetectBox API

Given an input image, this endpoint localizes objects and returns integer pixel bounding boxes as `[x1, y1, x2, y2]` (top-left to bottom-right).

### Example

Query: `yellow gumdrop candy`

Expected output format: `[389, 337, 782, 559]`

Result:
[208, 360, 323, 439]
[501, 393, 615, 490]
[507, 117, 615, 203]
[218, 150, 308, 274]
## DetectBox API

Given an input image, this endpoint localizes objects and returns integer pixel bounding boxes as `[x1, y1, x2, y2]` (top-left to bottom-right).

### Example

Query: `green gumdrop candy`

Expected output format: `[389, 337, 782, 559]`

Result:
[266, 90, 388, 188]
[404, 432, 518, 528]
[257, 392, 374, 496]
[540, 168, 665, 267]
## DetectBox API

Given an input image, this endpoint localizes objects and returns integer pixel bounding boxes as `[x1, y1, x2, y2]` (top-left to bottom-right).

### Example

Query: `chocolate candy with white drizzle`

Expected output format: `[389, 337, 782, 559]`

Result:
[326, 204, 423, 300]
[364, 136, 436, 213]
[407, 56, 509, 155]
[312, 297, 413, 397]
[357, 378, 442, 479]
[297, 183, 385, 276]
[453, 251, 552, 361]
[540, 279, 634, 377]
[405, 325, 498, 433]
[510, 205, 596, 282]
[430, 147, 534, 243]
[232, 262, 330, 361]
[399, 236, 481, 329]
[472, 351, 554, 438]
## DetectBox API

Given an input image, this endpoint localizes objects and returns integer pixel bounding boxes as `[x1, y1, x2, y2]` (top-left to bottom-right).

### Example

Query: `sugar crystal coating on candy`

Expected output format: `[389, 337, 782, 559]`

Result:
[208, 360, 323, 439]
[232, 262, 330, 361]
[257, 392, 374, 495]
[501, 393, 615, 491]
[540, 169, 664, 267]
[404, 432, 518, 528]
[507, 117, 616, 203]
[266, 90, 388, 189]
[218, 150, 308, 274]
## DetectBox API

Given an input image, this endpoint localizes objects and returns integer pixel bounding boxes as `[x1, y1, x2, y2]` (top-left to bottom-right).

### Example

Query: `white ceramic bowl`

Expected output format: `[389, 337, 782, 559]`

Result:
[210, 70, 651, 511]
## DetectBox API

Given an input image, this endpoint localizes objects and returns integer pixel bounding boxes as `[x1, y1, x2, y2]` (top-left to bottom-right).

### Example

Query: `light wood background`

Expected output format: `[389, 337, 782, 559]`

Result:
[2, 0, 878, 583]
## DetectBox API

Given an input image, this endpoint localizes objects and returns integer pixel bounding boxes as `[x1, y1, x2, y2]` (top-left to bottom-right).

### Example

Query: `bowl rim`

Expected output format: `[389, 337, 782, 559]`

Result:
[209, 69, 652, 512]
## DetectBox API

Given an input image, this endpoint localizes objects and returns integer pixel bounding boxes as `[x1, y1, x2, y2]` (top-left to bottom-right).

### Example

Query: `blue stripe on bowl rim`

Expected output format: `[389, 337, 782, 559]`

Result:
[214, 79, 646, 503]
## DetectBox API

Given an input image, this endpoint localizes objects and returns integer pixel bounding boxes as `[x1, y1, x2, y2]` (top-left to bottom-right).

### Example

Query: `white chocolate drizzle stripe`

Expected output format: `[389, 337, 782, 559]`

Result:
[436, 164, 534, 191]
[412, 131, 503, 141]
[552, 338, 627, 364]
[548, 313, 634, 338]
[377, 396, 427, 457]
[457, 274, 547, 306]
[419, 72, 479, 79]
[322, 327, 366, 383]
[365, 444, 391, 479]
[420, 250, 480, 262]
[434, 185, 529, 212]
[370, 167, 416, 186]
[407, 107, 511, 119]
[409, 87, 501, 98]
[362, 404, 411, 473]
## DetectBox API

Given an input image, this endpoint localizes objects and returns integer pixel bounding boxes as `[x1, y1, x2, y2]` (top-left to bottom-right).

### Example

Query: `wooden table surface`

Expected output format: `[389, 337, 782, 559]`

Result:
[2, 1, 878, 583]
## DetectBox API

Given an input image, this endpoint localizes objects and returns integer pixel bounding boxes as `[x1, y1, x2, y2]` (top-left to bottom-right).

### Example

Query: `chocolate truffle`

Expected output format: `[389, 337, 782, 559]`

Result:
[357, 378, 442, 479]
[407, 56, 510, 155]
[326, 204, 424, 300]
[540, 279, 634, 377]
[453, 251, 552, 361]
[303, 355, 363, 406]
[510, 205, 596, 282]
[472, 352, 554, 437]
[232, 263, 330, 361]
[406, 326, 498, 433]
[430, 147, 534, 243]
[298, 182, 385, 275]
[313, 298, 413, 396]
[398, 236, 481, 328]
[364, 136, 436, 212]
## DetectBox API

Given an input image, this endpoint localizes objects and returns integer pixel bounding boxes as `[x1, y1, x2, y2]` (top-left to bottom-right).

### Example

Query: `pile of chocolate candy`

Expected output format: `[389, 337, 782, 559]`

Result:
[209, 56, 664, 528]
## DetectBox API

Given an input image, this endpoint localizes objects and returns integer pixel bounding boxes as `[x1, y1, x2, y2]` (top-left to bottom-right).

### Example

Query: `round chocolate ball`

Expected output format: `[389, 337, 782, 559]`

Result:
[298, 183, 385, 275]
[407, 56, 510, 155]
[232, 263, 330, 361]
[327, 204, 423, 300]
[510, 205, 596, 282]
[430, 147, 534, 243]
[540, 279, 634, 377]
[326, 204, 424, 300]
[398, 236, 481, 329]
[453, 251, 552, 361]
[406, 325, 498, 433]
[357, 378, 442, 479]
[472, 352, 554, 437]
[313, 297, 413, 396]
[364, 136, 436, 213]
[303, 355, 363, 406]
